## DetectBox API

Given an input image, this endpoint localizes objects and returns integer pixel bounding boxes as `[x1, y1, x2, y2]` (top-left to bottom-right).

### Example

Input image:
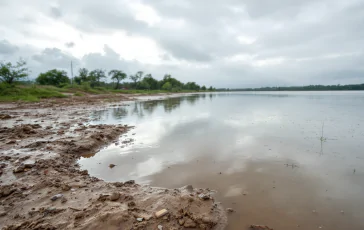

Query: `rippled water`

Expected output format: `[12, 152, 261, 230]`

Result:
[79, 92, 364, 230]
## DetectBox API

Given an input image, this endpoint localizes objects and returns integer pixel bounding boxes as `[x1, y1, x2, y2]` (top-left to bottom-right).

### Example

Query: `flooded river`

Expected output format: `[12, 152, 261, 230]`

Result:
[79, 91, 364, 230]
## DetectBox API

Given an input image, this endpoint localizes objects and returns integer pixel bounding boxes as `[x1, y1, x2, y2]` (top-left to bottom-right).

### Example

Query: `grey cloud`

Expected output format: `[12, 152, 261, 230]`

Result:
[31, 48, 79, 73]
[65, 42, 75, 48]
[1, 0, 364, 87]
[0, 40, 18, 55]
[50, 6, 62, 18]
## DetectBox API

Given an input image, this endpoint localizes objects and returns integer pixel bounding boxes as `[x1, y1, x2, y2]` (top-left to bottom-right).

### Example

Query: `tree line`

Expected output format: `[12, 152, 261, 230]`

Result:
[0, 59, 216, 91]
[222, 84, 364, 91]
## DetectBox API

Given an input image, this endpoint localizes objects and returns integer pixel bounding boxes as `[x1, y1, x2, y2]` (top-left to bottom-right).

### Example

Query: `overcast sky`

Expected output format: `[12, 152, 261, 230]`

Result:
[0, 0, 364, 88]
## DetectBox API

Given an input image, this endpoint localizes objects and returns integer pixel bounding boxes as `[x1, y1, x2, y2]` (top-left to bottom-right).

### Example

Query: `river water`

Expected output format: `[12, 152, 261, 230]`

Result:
[79, 91, 364, 230]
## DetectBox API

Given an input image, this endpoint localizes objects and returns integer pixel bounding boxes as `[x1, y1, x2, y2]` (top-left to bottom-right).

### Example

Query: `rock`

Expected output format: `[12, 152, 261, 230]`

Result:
[198, 193, 211, 200]
[158, 225, 163, 230]
[179, 219, 185, 225]
[184, 218, 196, 228]
[61, 197, 68, 203]
[0, 211, 7, 217]
[127, 201, 136, 207]
[51, 194, 63, 201]
[154, 209, 168, 218]
[75, 212, 84, 219]
[109, 164, 116, 168]
[112, 182, 124, 187]
[80, 170, 88, 175]
[61, 184, 71, 191]
[13, 165, 25, 173]
[6, 140, 16, 145]
[124, 180, 135, 185]
[227, 208, 234, 213]
[136, 217, 143, 222]
[184, 185, 193, 191]
[98, 194, 109, 202]
[0, 186, 16, 197]
[23, 160, 35, 168]
[0, 114, 11, 120]
[110, 192, 120, 201]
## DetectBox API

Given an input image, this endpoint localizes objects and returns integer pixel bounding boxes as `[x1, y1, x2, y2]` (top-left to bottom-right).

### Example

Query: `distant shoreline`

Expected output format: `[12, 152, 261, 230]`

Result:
[217, 83, 364, 92]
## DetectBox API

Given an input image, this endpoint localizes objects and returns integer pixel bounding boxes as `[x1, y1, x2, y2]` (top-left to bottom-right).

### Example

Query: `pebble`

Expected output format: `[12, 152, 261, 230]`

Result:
[226, 208, 234, 213]
[198, 193, 211, 200]
[157, 225, 163, 230]
[109, 192, 120, 201]
[184, 218, 196, 228]
[136, 217, 143, 222]
[51, 194, 63, 201]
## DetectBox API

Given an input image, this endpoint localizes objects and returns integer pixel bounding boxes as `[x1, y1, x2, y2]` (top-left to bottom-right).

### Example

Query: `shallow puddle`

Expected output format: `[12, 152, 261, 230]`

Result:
[79, 92, 364, 230]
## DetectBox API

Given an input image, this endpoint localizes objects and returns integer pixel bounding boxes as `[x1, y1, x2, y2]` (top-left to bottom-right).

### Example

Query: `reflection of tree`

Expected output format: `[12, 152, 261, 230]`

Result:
[142, 101, 159, 115]
[112, 107, 128, 119]
[91, 109, 109, 121]
[131, 102, 144, 118]
[186, 95, 200, 106]
[93, 94, 212, 121]
[163, 97, 182, 113]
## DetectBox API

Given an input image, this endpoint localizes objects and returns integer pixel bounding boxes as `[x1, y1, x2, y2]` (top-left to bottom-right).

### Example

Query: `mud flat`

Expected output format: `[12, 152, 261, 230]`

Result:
[0, 95, 227, 230]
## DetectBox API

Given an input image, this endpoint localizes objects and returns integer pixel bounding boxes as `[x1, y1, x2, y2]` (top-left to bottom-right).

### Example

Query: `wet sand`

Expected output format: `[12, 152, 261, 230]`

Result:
[0, 94, 227, 230]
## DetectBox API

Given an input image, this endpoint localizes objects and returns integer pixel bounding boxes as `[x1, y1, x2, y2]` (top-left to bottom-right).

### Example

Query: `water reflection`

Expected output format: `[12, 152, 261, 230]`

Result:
[80, 92, 364, 230]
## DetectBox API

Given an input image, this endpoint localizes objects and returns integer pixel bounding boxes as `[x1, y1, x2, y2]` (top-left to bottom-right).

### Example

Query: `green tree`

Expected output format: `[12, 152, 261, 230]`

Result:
[141, 74, 159, 90]
[79, 68, 89, 83]
[36, 69, 70, 87]
[0, 59, 29, 84]
[129, 71, 143, 88]
[88, 69, 106, 87]
[201, 85, 206, 91]
[108, 70, 127, 89]
[208, 86, 213, 91]
[162, 82, 172, 91]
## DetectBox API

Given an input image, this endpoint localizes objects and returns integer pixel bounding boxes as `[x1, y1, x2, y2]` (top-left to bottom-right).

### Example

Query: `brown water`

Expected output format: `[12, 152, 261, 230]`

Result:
[79, 92, 364, 230]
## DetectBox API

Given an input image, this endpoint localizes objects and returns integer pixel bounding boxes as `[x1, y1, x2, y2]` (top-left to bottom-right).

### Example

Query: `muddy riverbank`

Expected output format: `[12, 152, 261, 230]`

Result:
[0, 94, 227, 230]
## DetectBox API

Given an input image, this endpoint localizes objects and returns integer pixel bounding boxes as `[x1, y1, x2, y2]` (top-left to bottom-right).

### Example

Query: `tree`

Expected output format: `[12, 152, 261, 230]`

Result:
[162, 82, 172, 91]
[208, 86, 213, 91]
[0, 59, 29, 84]
[108, 70, 127, 89]
[129, 71, 143, 88]
[141, 74, 159, 90]
[36, 69, 70, 87]
[88, 69, 106, 87]
[201, 86, 206, 91]
[79, 68, 89, 83]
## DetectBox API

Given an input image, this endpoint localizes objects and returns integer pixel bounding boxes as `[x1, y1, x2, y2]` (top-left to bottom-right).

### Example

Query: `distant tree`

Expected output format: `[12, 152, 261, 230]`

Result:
[78, 68, 89, 83]
[36, 69, 70, 87]
[0, 59, 29, 84]
[108, 70, 127, 89]
[201, 85, 206, 91]
[162, 82, 172, 91]
[88, 69, 106, 87]
[208, 86, 213, 91]
[129, 71, 143, 88]
[184, 82, 200, 91]
[142, 74, 159, 90]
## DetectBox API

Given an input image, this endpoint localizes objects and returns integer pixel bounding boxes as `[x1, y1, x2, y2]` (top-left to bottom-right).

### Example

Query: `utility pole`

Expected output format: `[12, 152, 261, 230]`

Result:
[71, 61, 74, 85]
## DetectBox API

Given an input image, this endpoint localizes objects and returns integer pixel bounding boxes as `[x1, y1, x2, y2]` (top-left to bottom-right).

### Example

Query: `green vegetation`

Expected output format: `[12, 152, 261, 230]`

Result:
[36, 69, 70, 87]
[0, 84, 67, 102]
[0, 60, 216, 102]
[0, 59, 29, 84]
[219, 84, 364, 91]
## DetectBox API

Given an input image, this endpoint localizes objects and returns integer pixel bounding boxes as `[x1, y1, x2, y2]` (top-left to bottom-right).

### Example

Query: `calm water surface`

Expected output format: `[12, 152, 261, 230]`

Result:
[79, 92, 364, 230]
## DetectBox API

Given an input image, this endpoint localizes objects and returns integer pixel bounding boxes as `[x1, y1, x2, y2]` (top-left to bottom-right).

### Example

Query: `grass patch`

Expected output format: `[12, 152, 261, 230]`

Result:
[0, 84, 67, 102]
